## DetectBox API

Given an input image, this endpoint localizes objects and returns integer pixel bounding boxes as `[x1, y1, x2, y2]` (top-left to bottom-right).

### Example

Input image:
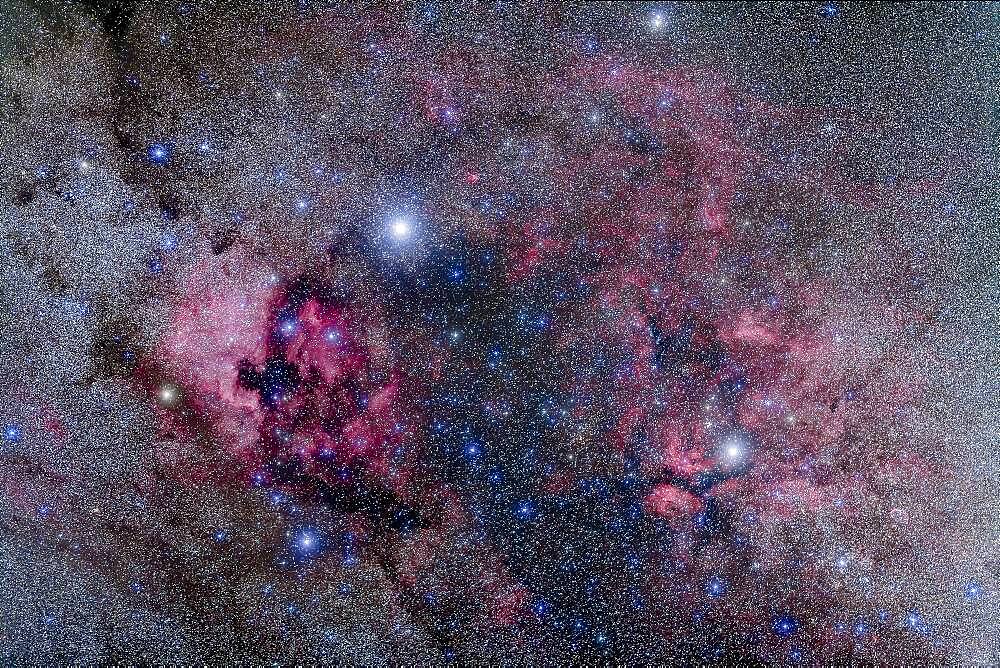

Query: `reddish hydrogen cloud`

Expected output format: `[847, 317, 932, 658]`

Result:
[158, 250, 422, 509]
[148, 50, 942, 663]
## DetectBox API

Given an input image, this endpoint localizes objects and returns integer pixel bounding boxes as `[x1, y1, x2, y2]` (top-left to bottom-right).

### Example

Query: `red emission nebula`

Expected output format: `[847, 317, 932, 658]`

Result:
[146, 48, 943, 663]
[4, 3, 991, 664]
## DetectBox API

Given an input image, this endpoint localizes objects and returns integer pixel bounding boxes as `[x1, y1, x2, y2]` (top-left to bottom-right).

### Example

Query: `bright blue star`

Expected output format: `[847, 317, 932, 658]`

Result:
[648, 10, 667, 31]
[773, 614, 800, 637]
[904, 610, 927, 633]
[514, 499, 537, 522]
[342, 546, 358, 567]
[705, 575, 727, 598]
[290, 527, 322, 558]
[278, 318, 299, 338]
[532, 599, 552, 617]
[3, 424, 22, 443]
[147, 143, 171, 165]
[161, 231, 178, 251]
[463, 440, 482, 460]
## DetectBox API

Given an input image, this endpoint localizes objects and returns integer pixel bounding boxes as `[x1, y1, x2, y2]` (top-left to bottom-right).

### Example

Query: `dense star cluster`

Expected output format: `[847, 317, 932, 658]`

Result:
[1, 0, 998, 663]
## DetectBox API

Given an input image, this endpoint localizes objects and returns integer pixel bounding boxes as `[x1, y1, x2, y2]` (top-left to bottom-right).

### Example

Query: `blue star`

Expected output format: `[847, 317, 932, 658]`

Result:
[463, 440, 482, 460]
[342, 546, 358, 567]
[904, 610, 927, 633]
[514, 499, 537, 522]
[161, 231, 178, 251]
[3, 424, 22, 443]
[290, 527, 322, 558]
[147, 143, 172, 165]
[278, 318, 299, 338]
[705, 575, 727, 598]
[965, 582, 984, 601]
[532, 599, 552, 617]
[773, 614, 800, 637]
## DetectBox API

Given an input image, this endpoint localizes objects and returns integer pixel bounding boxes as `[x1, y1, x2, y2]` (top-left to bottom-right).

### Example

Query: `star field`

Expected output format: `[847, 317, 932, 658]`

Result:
[1, 1, 998, 664]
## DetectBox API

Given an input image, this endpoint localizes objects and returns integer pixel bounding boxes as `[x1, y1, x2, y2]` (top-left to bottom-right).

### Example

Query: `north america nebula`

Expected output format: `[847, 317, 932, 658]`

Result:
[1, 1, 998, 664]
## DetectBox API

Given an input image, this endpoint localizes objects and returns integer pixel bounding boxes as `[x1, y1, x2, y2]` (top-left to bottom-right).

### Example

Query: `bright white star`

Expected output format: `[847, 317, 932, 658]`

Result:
[390, 217, 412, 240]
